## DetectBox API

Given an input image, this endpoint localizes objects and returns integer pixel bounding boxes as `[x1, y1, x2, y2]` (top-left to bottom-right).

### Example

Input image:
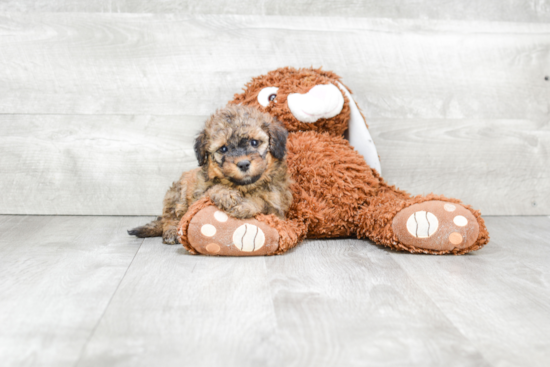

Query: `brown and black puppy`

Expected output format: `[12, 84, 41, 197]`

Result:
[128, 105, 292, 244]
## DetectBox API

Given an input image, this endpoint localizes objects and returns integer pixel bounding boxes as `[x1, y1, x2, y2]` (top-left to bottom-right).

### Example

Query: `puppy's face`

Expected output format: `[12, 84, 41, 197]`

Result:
[210, 125, 269, 186]
[194, 105, 287, 186]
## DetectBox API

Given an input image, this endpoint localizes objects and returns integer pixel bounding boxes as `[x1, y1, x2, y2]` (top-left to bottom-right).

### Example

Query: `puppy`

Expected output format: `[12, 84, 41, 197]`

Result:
[128, 105, 292, 244]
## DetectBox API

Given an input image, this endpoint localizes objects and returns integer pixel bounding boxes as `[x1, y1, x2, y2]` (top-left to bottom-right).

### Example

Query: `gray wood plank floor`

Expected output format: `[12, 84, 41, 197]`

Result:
[1, 215, 549, 367]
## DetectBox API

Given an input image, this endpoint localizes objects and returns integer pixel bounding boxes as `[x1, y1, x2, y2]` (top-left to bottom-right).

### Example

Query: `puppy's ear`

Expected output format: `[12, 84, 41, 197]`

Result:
[194, 129, 208, 166]
[268, 120, 288, 160]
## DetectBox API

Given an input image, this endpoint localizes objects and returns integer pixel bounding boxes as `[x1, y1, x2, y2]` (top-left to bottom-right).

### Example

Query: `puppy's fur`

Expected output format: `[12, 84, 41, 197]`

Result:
[128, 105, 292, 244]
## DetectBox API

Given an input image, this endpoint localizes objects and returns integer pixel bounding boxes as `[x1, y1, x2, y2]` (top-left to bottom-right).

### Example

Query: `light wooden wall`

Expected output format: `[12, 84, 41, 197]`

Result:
[2, 1, 550, 22]
[0, 4, 549, 215]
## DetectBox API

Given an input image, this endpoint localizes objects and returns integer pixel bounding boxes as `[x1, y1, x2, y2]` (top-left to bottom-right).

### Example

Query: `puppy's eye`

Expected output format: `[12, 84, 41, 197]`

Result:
[250, 139, 259, 147]
[218, 146, 228, 153]
[257, 87, 279, 107]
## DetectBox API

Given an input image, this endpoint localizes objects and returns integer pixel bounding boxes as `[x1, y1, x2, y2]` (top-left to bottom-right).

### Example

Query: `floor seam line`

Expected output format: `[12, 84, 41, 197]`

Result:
[73, 237, 145, 367]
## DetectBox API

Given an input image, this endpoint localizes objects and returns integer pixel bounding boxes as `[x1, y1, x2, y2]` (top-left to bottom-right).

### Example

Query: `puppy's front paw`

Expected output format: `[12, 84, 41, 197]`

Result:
[228, 206, 248, 219]
[227, 204, 260, 219]
[162, 228, 179, 245]
[208, 189, 241, 212]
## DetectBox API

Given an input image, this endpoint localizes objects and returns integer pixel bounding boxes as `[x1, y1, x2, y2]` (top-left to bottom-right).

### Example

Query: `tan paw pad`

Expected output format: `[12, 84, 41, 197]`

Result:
[449, 232, 463, 245]
[186, 206, 279, 256]
[393, 201, 479, 251]
[205, 243, 221, 253]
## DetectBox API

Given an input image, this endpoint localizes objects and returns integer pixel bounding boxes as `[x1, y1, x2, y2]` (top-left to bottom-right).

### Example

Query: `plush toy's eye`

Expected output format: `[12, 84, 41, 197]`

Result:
[257, 87, 279, 107]
[218, 146, 228, 153]
[250, 139, 259, 147]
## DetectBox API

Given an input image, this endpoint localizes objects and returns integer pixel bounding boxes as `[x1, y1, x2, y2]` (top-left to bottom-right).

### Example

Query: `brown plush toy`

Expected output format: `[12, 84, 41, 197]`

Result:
[177, 67, 489, 256]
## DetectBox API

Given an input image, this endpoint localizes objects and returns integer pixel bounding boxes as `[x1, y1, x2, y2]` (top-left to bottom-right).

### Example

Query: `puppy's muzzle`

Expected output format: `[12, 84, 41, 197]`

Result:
[237, 159, 251, 172]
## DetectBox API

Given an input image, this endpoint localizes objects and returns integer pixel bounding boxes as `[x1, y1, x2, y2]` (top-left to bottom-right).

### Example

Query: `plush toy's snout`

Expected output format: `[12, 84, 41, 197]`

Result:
[287, 84, 344, 123]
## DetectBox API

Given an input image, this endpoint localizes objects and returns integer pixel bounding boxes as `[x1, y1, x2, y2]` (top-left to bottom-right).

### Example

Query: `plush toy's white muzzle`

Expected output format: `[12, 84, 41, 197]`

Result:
[287, 84, 344, 123]
[286, 82, 382, 175]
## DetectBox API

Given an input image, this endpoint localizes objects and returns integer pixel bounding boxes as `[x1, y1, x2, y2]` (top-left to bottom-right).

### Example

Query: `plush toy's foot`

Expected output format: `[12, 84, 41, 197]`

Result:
[184, 206, 280, 256]
[392, 200, 481, 253]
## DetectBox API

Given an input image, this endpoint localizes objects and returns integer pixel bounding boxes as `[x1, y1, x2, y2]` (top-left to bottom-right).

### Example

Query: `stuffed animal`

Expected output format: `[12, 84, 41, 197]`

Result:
[177, 67, 489, 256]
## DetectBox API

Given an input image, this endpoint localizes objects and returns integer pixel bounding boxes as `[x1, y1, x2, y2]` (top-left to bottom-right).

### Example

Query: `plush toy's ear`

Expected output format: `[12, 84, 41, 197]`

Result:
[268, 120, 288, 160]
[337, 82, 382, 175]
[194, 129, 208, 166]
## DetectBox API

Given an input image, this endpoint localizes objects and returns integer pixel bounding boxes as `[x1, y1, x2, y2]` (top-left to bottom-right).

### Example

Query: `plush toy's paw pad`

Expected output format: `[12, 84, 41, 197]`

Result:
[185, 206, 279, 256]
[393, 201, 479, 251]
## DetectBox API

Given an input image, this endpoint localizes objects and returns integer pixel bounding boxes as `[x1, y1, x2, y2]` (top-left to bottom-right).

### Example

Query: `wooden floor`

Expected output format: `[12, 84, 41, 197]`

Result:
[0, 215, 548, 367]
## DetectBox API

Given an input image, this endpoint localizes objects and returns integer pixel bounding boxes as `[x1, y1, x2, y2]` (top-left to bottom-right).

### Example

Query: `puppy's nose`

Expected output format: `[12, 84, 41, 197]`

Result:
[237, 160, 251, 172]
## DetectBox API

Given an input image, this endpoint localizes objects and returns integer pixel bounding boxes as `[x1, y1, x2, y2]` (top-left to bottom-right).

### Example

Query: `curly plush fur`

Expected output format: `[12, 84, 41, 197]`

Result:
[128, 105, 292, 244]
[177, 67, 489, 255]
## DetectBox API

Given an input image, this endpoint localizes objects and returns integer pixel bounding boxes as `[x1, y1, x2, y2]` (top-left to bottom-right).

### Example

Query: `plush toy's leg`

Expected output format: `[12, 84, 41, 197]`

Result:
[177, 198, 306, 256]
[355, 188, 490, 254]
